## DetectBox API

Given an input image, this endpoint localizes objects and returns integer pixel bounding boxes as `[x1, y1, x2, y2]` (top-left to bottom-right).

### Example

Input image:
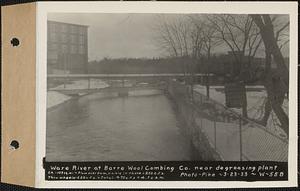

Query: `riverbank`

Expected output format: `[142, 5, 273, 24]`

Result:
[47, 91, 71, 109]
[50, 79, 109, 90]
[47, 79, 110, 109]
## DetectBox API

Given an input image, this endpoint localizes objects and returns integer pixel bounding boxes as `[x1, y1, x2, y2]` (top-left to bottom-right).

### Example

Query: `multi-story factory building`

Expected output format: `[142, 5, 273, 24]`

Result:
[47, 20, 88, 74]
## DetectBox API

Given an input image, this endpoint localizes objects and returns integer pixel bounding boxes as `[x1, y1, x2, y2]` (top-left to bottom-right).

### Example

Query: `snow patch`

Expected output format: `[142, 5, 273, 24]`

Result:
[47, 79, 110, 109]
[47, 91, 71, 109]
[194, 85, 288, 138]
[51, 79, 109, 90]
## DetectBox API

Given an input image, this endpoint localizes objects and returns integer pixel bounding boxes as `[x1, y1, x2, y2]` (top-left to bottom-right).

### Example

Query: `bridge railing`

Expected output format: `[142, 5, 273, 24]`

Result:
[47, 75, 169, 96]
[47, 73, 212, 90]
[167, 79, 288, 162]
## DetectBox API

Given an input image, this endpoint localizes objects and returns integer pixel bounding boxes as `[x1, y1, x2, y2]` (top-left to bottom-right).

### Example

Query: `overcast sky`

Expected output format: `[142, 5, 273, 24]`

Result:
[48, 13, 162, 61]
[48, 13, 289, 61]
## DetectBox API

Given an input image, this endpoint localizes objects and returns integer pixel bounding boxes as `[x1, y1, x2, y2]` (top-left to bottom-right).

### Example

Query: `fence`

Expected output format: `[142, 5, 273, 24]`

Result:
[167, 80, 222, 161]
[167, 79, 288, 162]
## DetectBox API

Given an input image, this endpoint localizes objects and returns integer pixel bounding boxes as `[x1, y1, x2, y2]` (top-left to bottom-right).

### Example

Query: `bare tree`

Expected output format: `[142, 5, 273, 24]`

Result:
[152, 16, 179, 57]
[153, 15, 197, 83]
[190, 16, 223, 98]
[251, 14, 289, 136]
[206, 14, 263, 118]
[153, 15, 194, 57]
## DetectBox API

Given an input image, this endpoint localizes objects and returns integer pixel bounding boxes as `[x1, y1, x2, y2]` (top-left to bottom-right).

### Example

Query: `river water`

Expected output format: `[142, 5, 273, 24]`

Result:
[46, 90, 193, 161]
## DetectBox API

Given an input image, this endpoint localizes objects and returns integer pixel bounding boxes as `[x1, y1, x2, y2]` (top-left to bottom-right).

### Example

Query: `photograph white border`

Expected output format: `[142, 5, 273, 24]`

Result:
[36, 1, 298, 188]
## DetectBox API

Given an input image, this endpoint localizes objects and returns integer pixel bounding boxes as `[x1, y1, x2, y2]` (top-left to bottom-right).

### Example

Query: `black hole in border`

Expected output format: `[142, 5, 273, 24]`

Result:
[10, 140, 19, 150]
[10, 38, 20, 47]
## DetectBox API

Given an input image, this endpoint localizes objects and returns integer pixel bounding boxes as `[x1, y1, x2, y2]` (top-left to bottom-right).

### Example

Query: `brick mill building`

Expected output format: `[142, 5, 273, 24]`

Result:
[47, 20, 88, 74]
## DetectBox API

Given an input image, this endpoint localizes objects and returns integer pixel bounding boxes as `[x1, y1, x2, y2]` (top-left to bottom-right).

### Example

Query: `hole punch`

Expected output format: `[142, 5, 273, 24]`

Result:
[10, 140, 19, 150]
[10, 38, 20, 47]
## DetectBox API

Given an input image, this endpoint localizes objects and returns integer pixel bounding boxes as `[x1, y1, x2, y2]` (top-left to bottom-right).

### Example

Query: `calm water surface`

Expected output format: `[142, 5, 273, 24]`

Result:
[46, 91, 192, 161]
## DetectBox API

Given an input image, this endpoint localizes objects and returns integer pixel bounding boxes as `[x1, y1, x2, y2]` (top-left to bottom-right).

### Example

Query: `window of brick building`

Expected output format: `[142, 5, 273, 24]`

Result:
[62, 24, 68, 33]
[49, 43, 58, 51]
[49, 23, 56, 32]
[79, 27, 85, 35]
[79, 45, 85, 54]
[49, 32, 57, 42]
[71, 26, 78, 34]
[71, 45, 77, 54]
[62, 44, 68, 53]
[71, 35, 77, 44]
[79, 36, 84, 44]
[62, 34, 68, 43]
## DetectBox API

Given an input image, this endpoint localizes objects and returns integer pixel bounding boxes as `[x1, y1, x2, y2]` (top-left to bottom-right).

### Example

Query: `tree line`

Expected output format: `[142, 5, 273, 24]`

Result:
[88, 56, 265, 77]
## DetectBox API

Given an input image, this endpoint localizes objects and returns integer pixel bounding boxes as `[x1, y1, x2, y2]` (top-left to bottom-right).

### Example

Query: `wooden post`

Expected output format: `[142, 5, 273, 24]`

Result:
[200, 93, 203, 105]
[63, 78, 66, 89]
[63, 53, 67, 89]
[239, 116, 243, 161]
[206, 74, 210, 100]
[88, 77, 90, 89]
[191, 60, 194, 103]
[214, 119, 217, 149]
[200, 117, 202, 129]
